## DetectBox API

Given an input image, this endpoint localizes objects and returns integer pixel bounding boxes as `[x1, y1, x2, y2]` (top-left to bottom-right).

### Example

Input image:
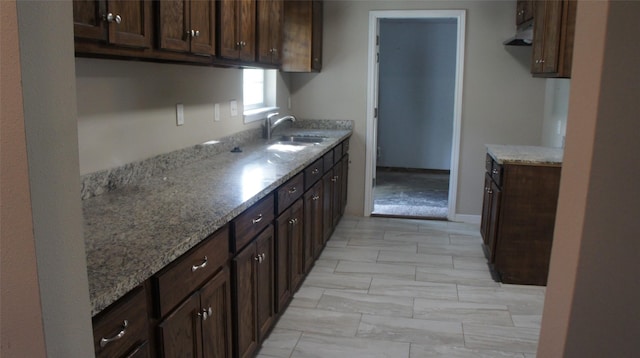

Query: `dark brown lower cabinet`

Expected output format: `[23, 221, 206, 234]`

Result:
[157, 268, 232, 358]
[275, 199, 304, 313]
[321, 168, 334, 247]
[304, 180, 323, 269]
[481, 154, 561, 285]
[92, 286, 150, 358]
[233, 225, 275, 358]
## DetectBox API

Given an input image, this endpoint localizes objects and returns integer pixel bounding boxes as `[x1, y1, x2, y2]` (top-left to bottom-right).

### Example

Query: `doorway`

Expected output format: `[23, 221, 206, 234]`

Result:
[364, 10, 466, 221]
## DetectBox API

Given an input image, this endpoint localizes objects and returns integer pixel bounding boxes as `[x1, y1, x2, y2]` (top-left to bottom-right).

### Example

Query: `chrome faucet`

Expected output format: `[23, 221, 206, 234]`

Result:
[264, 113, 296, 140]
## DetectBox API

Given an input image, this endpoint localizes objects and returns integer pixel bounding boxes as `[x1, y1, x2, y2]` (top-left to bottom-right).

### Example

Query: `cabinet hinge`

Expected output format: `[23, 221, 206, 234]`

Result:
[376, 35, 379, 45]
[376, 53, 379, 63]
[374, 107, 378, 118]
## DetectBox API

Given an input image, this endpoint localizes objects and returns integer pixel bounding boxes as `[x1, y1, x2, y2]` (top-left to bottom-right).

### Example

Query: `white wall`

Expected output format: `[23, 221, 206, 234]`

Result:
[16, 0, 95, 356]
[541, 78, 570, 148]
[539, 1, 640, 355]
[377, 18, 456, 170]
[289, 0, 546, 216]
[76, 59, 291, 175]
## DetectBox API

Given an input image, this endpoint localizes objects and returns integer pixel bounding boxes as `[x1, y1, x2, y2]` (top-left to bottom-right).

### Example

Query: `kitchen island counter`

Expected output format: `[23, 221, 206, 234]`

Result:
[487, 144, 563, 166]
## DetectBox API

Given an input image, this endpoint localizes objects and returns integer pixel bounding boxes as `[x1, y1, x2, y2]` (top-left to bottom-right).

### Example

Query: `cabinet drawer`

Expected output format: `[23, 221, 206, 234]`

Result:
[93, 287, 149, 358]
[485, 154, 493, 173]
[154, 226, 229, 317]
[233, 194, 275, 252]
[491, 162, 503, 187]
[277, 172, 304, 214]
[333, 142, 343, 164]
[322, 150, 334, 173]
[304, 158, 324, 191]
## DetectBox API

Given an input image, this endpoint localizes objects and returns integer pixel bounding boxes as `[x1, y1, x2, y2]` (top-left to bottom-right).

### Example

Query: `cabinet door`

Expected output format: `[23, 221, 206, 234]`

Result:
[275, 210, 292, 313]
[340, 153, 349, 216]
[158, 0, 190, 53]
[480, 173, 493, 247]
[219, 0, 239, 59]
[232, 242, 258, 358]
[190, 0, 216, 55]
[257, 0, 283, 64]
[289, 199, 305, 291]
[255, 225, 275, 341]
[304, 181, 323, 271]
[201, 268, 233, 358]
[321, 169, 334, 246]
[310, 0, 323, 71]
[73, 0, 107, 41]
[331, 159, 343, 228]
[516, 0, 534, 26]
[107, 0, 152, 48]
[487, 179, 502, 263]
[157, 292, 201, 358]
[238, 0, 256, 61]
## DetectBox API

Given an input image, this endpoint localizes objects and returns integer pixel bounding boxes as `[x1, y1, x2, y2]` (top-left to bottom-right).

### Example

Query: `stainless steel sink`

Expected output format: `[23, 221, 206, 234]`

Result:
[276, 135, 326, 144]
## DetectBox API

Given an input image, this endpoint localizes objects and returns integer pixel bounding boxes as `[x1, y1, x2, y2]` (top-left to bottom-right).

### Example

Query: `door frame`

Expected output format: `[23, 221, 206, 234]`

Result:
[364, 10, 466, 221]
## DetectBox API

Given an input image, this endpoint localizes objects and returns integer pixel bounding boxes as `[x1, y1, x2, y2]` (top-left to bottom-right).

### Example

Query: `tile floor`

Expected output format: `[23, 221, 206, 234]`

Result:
[373, 169, 449, 219]
[257, 216, 545, 358]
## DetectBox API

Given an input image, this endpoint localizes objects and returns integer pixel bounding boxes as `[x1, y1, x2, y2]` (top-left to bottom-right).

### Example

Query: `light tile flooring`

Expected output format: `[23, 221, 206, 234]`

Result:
[257, 216, 545, 358]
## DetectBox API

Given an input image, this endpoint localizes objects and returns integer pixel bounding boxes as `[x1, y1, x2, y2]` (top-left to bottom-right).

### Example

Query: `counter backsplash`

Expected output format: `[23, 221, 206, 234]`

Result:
[80, 119, 353, 200]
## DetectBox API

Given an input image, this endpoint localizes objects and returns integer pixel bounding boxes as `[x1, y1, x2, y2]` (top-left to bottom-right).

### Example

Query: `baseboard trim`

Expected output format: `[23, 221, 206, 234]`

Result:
[450, 214, 481, 224]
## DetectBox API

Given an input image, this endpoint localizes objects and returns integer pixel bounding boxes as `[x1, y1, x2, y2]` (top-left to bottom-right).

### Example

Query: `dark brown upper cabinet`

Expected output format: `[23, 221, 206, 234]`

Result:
[531, 0, 576, 78]
[158, 0, 216, 56]
[73, 0, 152, 48]
[282, 0, 323, 72]
[256, 0, 284, 65]
[515, 0, 534, 27]
[218, 0, 256, 62]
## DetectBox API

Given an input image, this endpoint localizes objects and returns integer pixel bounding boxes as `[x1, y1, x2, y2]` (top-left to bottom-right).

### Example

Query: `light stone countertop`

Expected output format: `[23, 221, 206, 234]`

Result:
[83, 129, 351, 316]
[486, 144, 563, 166]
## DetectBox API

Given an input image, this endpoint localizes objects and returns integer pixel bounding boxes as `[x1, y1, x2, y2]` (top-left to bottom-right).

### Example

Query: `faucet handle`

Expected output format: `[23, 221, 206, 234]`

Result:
[267, 112, 280, 121]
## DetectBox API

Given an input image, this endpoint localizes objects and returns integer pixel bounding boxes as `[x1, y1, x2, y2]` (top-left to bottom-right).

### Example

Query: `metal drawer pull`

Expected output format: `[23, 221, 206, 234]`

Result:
[311, 168, 319, 174]
[289, 218, 299, 225]
[105, 13, 122, 24]
[492, 169, 499, 175]
[331, 176, 338, 182]
[100, 320, 128, 348]
[288, 187, 297, 194]
[312, 195, 320, 201]
[191, 256, 208, 272]
[252, 214, 263, 224]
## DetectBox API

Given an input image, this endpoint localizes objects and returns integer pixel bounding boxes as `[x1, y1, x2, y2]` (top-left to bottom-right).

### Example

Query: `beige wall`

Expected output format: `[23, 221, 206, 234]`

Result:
[539, 1, 640, 356]
[76, 59, 291, 175]
[289, 0, 547, 216]
[0, 0, 47, 356]
[15, 0, 95, 356]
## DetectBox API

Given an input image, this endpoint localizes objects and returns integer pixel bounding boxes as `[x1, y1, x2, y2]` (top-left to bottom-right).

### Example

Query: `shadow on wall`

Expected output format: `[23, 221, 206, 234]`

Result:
[503, 45, 534, 73]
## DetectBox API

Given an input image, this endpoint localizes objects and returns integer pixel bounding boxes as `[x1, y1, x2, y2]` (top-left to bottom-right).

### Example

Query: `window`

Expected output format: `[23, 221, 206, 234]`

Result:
[243, 69, 278, 123]
[243, 69, 265, 110]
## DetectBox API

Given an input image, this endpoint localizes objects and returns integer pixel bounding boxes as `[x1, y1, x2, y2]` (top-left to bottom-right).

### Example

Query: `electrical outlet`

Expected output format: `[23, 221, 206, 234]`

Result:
[214, 103, 220, 121]
[230, 100, 238, 116]
[176, 103, 184, 126]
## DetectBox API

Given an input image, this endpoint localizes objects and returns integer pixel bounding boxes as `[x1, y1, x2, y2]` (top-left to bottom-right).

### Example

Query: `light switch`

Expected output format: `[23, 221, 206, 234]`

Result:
[176, 103, 184, 126]
[230, 100, 238, 116]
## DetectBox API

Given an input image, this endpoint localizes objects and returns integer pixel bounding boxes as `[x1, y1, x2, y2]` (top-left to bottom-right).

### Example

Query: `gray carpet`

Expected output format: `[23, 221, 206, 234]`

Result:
[372, 169, 449, 219]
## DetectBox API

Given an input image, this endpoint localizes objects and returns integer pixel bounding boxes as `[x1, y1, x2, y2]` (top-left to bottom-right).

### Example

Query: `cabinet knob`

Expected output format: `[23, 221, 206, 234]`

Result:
[99, 320, 128, 348]
[105, 13, 122, 24]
